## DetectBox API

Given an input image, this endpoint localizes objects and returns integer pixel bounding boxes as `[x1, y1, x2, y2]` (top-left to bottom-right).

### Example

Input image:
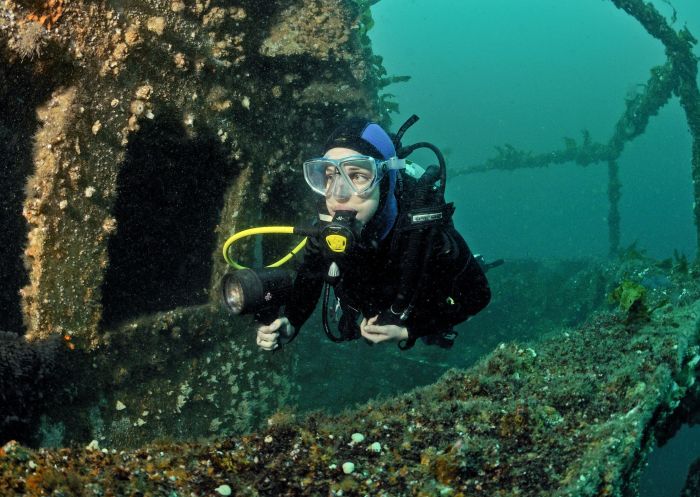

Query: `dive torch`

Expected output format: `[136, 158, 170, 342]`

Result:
[220, 211, 360, 325]
[221, 268, 295, 325]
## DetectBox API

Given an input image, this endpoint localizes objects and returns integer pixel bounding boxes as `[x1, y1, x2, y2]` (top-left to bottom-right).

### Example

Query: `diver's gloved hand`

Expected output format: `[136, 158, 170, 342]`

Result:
[360, 315, 409, 344]
[256, 317, 295, 351]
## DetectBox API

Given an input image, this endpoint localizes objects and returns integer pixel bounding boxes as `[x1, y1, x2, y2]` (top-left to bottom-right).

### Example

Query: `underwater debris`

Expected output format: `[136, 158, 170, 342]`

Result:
[1, 0, 387, 353]
[451, 0, 700, 258]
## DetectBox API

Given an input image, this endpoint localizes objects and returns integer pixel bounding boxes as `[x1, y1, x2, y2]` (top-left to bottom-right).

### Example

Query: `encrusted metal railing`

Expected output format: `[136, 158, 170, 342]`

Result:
[453, 1, 699, 258]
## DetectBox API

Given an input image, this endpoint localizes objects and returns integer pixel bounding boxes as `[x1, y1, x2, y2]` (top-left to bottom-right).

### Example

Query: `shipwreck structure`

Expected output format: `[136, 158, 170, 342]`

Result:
[1, 0, 390, 445]
[453, 0, 700, 259]
[0, 259, 699, 495]
[1, 0, 699, 496]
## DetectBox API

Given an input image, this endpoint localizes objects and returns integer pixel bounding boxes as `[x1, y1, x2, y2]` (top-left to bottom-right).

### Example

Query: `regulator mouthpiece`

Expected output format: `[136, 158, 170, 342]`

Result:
[320, 210, 361, 258]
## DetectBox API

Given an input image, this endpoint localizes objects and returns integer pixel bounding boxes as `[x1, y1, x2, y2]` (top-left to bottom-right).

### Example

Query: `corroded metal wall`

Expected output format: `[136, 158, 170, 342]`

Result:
[1, 0, 385, 344]
[0, 0, 388, 445]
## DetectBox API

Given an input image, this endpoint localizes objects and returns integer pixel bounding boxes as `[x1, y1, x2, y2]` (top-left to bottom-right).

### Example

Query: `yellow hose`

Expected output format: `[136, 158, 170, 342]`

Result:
[222, 226, 307, 269]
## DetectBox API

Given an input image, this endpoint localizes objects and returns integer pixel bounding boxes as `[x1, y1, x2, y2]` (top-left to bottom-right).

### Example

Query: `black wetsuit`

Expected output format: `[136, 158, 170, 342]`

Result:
[285, 220, 491, 347]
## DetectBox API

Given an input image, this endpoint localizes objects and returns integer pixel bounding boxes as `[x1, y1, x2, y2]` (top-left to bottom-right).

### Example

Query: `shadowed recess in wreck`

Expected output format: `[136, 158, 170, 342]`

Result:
[100, 106, 237, 327]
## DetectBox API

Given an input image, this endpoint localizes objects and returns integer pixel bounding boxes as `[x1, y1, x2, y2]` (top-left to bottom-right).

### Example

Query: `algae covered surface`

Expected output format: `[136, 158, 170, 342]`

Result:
[1, 271, 699, 496]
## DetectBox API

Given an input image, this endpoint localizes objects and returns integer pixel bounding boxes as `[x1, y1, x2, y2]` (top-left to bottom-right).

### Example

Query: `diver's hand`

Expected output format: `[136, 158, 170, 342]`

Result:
[360, 315, 409, 344]
[256, 317, 294, 351]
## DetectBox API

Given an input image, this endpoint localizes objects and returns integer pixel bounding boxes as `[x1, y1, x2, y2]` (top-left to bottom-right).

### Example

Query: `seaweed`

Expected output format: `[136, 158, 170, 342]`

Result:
[609, 280, 649, 322]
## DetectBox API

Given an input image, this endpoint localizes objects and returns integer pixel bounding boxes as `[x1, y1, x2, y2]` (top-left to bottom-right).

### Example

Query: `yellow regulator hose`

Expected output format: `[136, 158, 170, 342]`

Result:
[222, 226, 308, 269]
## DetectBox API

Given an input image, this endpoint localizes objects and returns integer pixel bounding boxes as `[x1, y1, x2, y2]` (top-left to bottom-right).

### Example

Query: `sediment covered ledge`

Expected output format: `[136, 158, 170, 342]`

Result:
[2, 296, 698, 496]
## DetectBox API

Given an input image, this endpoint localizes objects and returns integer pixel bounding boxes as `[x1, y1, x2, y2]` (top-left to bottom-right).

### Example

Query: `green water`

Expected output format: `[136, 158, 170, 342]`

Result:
[368, 0, 700, 493]
[370, 0, 699, 261]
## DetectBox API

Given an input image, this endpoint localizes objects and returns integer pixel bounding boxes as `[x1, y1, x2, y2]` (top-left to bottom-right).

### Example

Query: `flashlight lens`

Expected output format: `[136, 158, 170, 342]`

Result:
[223, 277, 245, 314]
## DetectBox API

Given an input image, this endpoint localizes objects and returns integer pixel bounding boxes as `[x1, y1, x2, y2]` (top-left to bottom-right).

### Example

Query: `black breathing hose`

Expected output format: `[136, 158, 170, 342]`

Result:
[321, 283, 344, 342]
[397, 141, 447, 196]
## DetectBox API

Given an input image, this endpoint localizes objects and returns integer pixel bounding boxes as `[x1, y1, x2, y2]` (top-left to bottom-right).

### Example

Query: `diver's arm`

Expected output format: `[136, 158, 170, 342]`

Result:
[433, 253, 491, 326]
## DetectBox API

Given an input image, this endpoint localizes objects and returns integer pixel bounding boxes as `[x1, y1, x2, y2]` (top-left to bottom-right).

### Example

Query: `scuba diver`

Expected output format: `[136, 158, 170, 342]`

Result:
[253, 116, 492, 351]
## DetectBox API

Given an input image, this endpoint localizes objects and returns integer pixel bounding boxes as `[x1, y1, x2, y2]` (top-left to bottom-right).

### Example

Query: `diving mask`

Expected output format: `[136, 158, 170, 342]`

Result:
[303, 155, 405, 198]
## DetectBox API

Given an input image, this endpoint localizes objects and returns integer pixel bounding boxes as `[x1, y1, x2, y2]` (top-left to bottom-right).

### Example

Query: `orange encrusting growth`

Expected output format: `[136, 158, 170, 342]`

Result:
[26, 0, 65, 30]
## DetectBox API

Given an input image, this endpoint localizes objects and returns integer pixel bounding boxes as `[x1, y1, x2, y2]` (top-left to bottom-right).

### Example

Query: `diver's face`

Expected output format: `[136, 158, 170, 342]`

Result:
[323, 147, 380, 224]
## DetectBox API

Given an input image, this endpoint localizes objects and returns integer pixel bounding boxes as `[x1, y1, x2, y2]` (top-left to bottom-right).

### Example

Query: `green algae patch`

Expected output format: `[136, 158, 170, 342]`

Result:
[609, 280, 652, 323]
[610, 280, 647, 313]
